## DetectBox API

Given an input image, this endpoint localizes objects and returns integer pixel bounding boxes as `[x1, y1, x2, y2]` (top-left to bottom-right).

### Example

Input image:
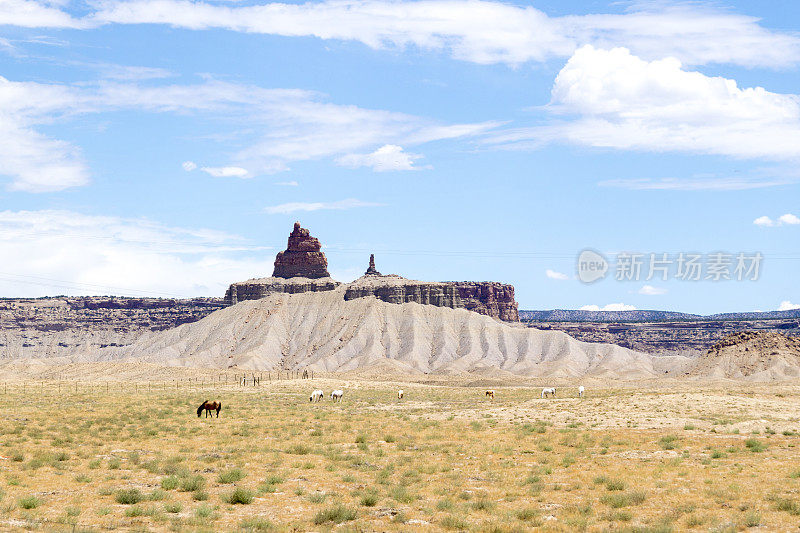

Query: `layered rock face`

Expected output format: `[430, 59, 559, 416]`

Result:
[224, 277, 339, 305]
[343, 274, 519, 322]
[224, 225, 519, 321]
[273, 222, 330, 279]
[0, 297, 224, 359]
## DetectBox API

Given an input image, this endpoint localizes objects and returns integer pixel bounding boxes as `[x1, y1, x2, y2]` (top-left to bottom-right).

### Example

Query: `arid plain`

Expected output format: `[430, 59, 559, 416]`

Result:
[2, 376, 800, 532]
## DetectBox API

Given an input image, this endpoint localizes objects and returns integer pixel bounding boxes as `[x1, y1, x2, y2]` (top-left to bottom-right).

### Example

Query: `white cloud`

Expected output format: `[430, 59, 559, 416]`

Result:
[182, 160, 197, 171]
[0, 210, 273, 297]
[778, 301, 800, 311]
[87, 1, 800, 68]
[0, 75, 493, 191]
[274, 180, 298, 186]
[264, 198, 382, 215]
[580, 303, 637, 312]
[488, 46, 800, 161]
[600, 176, 797, 191]
[336, 144, 423, 172]
[545, 269, 568, 281]
[638, 285, 667, 296]
[0, 0, 85, 28]
[754, 213, 800, 227]
[200, 166, 249, 178]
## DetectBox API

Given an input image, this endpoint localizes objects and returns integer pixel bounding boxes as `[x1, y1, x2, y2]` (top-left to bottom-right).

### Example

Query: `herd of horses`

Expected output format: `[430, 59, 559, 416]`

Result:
[196, 385, 586, 417]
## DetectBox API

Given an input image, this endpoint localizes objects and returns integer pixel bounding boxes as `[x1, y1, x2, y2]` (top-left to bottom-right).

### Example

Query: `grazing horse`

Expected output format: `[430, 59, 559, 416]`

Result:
[398, 389, 404, 400]
[578, 385, 585, 398]
[485, 390, 495, 400]
[197, 400, 221, 418]
[541, 387, 556, 399]
[309, 390, 324, 402]
[331, 390, 344, 402]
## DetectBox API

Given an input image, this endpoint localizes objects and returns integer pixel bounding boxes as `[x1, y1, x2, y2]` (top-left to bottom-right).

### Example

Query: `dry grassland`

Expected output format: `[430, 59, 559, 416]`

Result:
[2, 379, 800, 532]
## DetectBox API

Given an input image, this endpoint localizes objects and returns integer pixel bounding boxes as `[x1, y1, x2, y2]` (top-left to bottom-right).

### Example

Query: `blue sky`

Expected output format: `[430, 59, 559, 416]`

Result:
[0, 0, 798, 314]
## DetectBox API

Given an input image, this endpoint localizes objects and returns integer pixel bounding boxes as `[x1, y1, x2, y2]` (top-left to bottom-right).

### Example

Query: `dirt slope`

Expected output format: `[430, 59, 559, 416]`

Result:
[83, 289, 675, 378]
[690, 331, 800, 380]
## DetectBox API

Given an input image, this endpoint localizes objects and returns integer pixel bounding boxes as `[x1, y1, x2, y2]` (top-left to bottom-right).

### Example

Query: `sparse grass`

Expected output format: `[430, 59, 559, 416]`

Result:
[312, 504, 356, 524]
[223, 486, 254, 504]
[600, 490, 647, 508]
[745, 438, 767, 452]
[240, 517, 275, 531]
[179, 474, 205, 492]
[1, 382, 800, 530]
[115, 488, 144, 505]
[18, 496, 40, 509]
[360, 493, 379, 506]
[217, 468, 245, 484]
[659, 434, 679, 450]
[744, 511, 761, 527]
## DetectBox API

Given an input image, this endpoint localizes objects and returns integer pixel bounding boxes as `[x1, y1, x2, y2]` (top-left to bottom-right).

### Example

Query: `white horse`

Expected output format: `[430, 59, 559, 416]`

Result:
[309, 389, 324, 402]
[541, 387, 556, 398]
[578, 385, 585, 398]
[331, 390, 344, 402]
[398, 389, 404, 399]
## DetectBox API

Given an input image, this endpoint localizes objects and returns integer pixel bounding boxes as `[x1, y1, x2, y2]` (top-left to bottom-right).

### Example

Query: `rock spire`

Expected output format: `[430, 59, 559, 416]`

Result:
[364, 254, 381, 276]
[272, 222, 330, 279]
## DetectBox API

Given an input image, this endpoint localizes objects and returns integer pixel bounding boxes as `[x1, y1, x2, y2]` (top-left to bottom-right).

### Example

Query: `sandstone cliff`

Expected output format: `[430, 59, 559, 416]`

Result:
[0, 297, 224, 359]
[224, 277, 340, 306]
[344, 275, 518, 322]
[224, 225, 520, 321]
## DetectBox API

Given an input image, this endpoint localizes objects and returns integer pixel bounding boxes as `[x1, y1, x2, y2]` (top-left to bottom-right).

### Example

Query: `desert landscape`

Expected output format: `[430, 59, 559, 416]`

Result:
[0, 224, 798, 531]
[4, 1, 800, 530]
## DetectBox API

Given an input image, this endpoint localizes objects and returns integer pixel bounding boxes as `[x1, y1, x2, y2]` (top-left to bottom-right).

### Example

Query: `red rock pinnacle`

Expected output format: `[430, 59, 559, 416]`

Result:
[272, 222, 331, 278]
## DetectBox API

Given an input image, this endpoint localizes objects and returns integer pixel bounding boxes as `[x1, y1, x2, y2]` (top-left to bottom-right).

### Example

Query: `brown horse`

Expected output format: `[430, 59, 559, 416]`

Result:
[197, 400, 222, 418]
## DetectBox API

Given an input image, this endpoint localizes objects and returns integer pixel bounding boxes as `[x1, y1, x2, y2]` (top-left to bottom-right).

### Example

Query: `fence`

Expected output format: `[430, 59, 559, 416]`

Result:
[1, 368, 319, 395]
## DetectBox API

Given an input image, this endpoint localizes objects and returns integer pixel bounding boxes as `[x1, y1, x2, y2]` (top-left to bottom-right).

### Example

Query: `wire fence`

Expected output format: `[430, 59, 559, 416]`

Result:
[0, 369, 323, 396]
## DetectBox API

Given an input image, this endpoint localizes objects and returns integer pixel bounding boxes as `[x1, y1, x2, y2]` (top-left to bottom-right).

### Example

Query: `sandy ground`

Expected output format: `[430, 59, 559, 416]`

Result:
[1, 374, 800, 531]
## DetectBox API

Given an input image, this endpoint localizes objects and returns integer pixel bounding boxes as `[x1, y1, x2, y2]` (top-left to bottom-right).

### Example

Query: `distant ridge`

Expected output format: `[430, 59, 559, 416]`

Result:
[520, 309, 800, 322]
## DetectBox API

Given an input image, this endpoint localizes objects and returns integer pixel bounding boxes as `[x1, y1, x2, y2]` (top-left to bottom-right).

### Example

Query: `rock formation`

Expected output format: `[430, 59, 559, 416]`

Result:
[364, 254, 381, 276]
[224, 223, 519, 321]
[344, 275, 519, 322]
[272, 222, 330, 279]
[224, 277, 339, 305]
[0, 297, 225, 359]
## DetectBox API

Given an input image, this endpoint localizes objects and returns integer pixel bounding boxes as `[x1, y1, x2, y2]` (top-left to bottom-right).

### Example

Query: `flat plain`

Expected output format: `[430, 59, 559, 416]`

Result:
[2, 377, 800, 532]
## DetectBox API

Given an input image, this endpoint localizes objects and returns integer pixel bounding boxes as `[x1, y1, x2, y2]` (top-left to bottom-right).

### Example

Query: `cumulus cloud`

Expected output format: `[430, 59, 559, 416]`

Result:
[638, 285, 667, 296]
[580, 303, 637, 311]
[264, 198, 383, 215]
[0, 0, 85, 28]
[83, 0, 800, 68]
[336, 144, 423, 172]
[754, 213, 800, 227]
[200, 166, 249, 178]
[545, 269, 569, 281]
[181, 160, 197, 171]
[779, 300, 800, 311]
[0, 210, 272, 297]
[488, 46, 800, 161]
[0, 75, 494, 191]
